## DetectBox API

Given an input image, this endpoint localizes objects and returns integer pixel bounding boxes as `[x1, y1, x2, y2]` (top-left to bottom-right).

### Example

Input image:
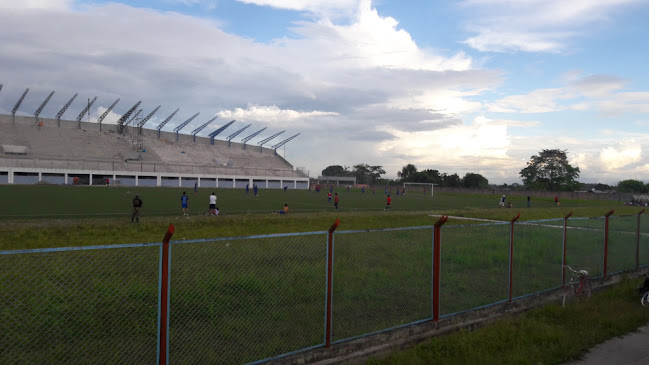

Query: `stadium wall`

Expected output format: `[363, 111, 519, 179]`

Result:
[0, 114, 309, 188]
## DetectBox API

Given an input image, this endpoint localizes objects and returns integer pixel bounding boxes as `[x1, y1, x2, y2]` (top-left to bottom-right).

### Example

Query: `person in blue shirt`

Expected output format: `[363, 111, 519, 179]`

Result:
[361, 186, 365, 194]
[253, 184, 258, 196]
[246, 183, 249, 195]
[194, 181, 198, 194]
[181, 191, 189, 215]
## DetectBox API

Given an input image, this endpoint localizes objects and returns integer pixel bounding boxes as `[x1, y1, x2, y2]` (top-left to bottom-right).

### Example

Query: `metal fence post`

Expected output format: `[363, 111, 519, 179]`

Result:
[603, 210, 614, 279]
[508, 213, 520, 302]
[158, 224, 175, 365]
[562, 211, 573, 287]
[433, 216, 448, 322]
[325, 219, 339, 348]
[637, 209, 645, 271]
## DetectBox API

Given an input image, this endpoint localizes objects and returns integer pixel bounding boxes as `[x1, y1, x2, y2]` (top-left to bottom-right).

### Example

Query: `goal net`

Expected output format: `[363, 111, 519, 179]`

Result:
[403, 182, 435, 196]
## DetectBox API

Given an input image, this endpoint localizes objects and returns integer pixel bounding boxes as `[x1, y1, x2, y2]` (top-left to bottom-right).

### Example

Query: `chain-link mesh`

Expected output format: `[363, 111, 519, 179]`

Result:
[607, 215, 638, 274]
[565, 217, 604, 278]
[0, 245, 159, 365]
[641, 214, 649, 267]
[168, 233, 327, 364]
[331, 227, 433, 342]
[512, 220, 564, 298]
[440, 223, 509, 316]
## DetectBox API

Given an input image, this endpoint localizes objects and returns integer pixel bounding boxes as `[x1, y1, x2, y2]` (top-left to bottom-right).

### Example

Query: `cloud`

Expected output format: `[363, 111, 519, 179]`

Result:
[460, 0, 643, 53]
[0, 0, 72, 10]
[599, 141, 642, 170]
[237, 0, 361, 15]
[487, 88, 573, 113]
[217, 105, 338, 124]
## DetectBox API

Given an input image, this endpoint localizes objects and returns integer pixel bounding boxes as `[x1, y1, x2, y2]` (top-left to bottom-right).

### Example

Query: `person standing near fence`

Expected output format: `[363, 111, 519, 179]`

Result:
[334, 193, 339, 210]
[131, 194, 142, 223]
[527, 194, 531, 208]
[554, 195, 560, 205]
[385, 194, 391, 210]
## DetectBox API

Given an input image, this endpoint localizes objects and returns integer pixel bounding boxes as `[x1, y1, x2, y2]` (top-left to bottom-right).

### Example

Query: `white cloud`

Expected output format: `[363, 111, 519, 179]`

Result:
[460, 0, 643, 53]
[487, 88, 572, 113]
[599, 141, 642, 170]
[217, 105, 338, 123]
[237, 0, 360, 15]
[0, 0, 72, 10]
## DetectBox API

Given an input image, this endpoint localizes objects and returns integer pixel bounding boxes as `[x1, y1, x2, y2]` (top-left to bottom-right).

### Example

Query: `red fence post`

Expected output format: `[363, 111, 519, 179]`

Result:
[603, 210, 614, 279]
[562, 211, 573, 287]
[637, 209, 645, 271]
[508, 213, 521, 302]
[325, 219, 340, 348]
[159, 224, 175, 365]
[433, 216, 448, 322]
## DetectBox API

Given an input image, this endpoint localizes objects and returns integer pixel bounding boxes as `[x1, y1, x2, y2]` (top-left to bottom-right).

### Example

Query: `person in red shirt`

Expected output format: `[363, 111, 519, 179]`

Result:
[385, 194, 392, 210]
[327, 191, 332, 203]
[334, 193, 339, 210]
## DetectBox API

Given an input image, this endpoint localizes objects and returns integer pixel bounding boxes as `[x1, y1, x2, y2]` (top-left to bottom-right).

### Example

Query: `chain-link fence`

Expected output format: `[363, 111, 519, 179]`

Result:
[608, 215, 638, 274]
[440, 222, 510, 316]
[0, 243, 160, 365]
[331, 227, 433, 342]
[1, 212, 646, 364]
[512, 219, 564, 298]
[169, 232, 327, 364]
[565, 217, 605, 278]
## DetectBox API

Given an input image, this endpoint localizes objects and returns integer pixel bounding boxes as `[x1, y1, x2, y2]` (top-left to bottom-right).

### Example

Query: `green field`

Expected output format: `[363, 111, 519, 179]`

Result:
[0, 185, 647, 363]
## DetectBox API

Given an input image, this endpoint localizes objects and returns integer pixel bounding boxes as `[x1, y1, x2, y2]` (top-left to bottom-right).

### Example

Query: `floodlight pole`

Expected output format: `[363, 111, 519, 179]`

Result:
[34, 91, 55, 124]
[97, 98, 120, 132]
[157, 108, 179, 138]
[77, 96, 97, 129]
[11, 88, 29, 125]
[56, 93, 78, 127]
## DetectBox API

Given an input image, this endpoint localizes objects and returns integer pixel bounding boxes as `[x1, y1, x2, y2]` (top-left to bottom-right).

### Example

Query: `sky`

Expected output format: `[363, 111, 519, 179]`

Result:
[0, 0, 648, 184]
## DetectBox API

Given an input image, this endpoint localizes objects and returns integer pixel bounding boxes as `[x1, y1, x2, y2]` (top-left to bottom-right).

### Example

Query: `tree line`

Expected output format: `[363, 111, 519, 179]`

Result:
[321, 149, 647, 192]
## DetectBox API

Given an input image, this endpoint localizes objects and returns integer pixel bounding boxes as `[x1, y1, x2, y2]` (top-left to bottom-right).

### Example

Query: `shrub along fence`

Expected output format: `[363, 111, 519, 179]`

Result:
[1, 209, 647, 364]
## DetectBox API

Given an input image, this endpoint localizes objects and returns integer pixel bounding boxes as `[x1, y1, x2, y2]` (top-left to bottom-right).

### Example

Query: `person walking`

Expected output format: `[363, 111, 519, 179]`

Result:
[131, 194, 142, 223]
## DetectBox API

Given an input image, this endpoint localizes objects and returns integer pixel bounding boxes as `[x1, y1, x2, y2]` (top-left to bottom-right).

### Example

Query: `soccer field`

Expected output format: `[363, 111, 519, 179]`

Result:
[0, 185, 621, 219]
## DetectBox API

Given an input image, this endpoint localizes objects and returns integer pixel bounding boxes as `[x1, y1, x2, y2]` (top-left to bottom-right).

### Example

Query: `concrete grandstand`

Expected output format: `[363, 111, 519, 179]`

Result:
[0, 113, 309, 189]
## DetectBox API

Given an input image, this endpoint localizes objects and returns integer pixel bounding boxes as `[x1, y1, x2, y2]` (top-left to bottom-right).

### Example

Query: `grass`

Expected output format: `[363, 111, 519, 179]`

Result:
[370, 277, 649, 365]
[1, 185, 648, 363]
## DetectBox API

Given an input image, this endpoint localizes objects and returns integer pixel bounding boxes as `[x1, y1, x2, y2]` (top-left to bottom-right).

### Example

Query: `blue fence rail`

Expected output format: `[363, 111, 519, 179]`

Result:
[1, 210, 648, 364]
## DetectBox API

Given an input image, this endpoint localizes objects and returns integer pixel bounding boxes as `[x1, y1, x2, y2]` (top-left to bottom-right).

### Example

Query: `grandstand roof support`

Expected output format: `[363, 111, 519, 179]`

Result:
[117, 101, 142, 134]
[192, 116, 218, 142]
[257, 130, 285, 153]
[241, 127, 267, 150]
[11, 88, 29, 125]
[271, 133, 301, 156]
[207, 120, 236, 145]
[76, 96, 97, 129]
[226, 123, 251, 148]
[34, 91, 55, 124]
[56, 93, 78, 127]
[137, 105, 161, 134]
[97, 98, 120, 132]
[173, 112, 200, 141]
[157, 108, 179, 138]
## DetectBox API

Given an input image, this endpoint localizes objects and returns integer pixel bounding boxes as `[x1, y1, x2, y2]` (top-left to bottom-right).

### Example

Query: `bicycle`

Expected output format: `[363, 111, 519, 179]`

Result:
[562, 265, 592, 307]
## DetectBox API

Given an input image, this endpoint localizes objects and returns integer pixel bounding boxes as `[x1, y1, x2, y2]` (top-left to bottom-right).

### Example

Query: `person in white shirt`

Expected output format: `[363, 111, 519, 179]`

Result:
[209, 193, 217, 215]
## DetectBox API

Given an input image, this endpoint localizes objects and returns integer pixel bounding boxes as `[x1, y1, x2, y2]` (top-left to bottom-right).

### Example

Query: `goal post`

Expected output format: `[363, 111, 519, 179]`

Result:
[403, 182, 437, 196]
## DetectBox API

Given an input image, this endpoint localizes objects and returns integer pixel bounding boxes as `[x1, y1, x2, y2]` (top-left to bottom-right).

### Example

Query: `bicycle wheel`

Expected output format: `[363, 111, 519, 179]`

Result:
[562, 285, 574, 307]
[642, 291, 649, 307]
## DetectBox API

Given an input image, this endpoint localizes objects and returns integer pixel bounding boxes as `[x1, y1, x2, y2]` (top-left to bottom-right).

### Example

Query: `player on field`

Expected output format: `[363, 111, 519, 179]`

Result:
[499, 195, 506, 207]
[181, 192, 189, 215]
[334, 193, 339, 210]
[209, 192, 217, 215]
[327, 191, 332, 203]
[385, 195, 392, 210]
[131, 194, 142, 223]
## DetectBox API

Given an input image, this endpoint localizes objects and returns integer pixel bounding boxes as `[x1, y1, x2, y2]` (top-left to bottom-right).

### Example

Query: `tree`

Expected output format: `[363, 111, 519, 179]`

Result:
[462, 173, 489, 189]
[441, 173, 461, 187]
[617, 179, 647, 193]
[519, 149, 580, 191]
[321, 165, 351, 177]
[397, 164, 418, 181]
[352, 163, 385, 184]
